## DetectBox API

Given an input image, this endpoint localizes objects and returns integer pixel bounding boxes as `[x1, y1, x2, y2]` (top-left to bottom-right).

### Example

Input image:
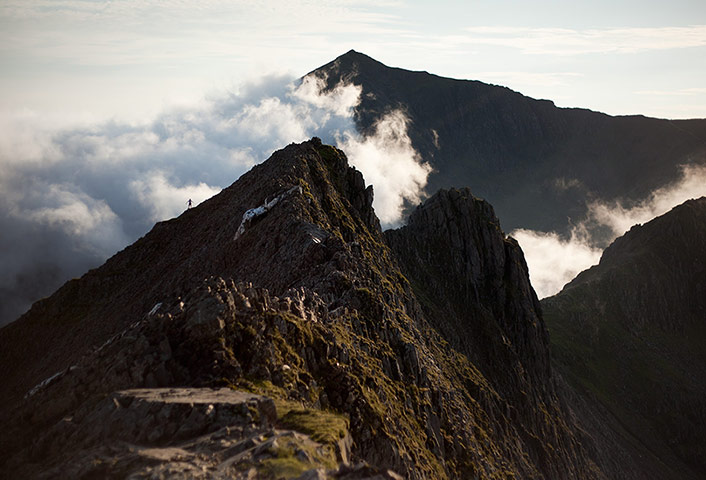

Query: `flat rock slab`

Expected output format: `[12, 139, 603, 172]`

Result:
[30, 388, 367, 479]
[115, 387, 273, 407]
[81, 388, 277, 445]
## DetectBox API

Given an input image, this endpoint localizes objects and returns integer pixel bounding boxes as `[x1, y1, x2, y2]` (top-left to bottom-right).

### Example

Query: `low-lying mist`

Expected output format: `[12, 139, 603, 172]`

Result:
[513, 163, 706, 299]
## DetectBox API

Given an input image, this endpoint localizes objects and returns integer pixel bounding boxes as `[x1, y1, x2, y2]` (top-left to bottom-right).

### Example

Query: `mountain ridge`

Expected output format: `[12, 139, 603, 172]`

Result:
[3, 139, 607, 479]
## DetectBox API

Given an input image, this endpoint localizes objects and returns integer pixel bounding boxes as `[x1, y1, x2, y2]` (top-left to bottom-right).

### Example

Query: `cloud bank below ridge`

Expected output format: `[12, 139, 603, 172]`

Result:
[513, 164, 706, 299]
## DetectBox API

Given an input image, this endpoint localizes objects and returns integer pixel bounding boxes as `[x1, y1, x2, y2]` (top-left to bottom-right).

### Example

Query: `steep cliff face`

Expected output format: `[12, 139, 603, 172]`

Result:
[386, 189, 549, 389]
[2, 139, 604, 478]
[312, 50, 706, 234]
[386, 189, 598, 479]
[543, 198, 706, 478]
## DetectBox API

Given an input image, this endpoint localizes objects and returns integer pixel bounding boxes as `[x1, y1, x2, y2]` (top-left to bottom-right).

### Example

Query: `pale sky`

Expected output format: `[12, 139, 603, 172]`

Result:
[1, 0, 705, 123]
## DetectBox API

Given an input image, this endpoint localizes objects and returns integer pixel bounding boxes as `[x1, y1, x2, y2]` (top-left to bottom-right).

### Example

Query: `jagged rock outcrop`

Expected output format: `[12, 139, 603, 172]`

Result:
[543, 197, 706, 479]
[2, 139, 603, 478]
[313, 50, 706, 234]
[386, 188, 549, 389]
[386, 189, 598, 479]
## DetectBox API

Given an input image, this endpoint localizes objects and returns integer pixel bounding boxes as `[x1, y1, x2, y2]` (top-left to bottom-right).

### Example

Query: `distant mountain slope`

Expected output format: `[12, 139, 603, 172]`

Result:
[542, 197, 706, 478]
[313, 50, 706, 234]
[1, 139, 603, 478]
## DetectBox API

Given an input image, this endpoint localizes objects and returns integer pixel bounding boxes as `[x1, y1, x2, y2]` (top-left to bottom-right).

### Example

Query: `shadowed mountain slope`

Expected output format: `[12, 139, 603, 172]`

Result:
[313, 50, 706, 234]
[542, 197, 706, 479]
[2, 139, 608, 479]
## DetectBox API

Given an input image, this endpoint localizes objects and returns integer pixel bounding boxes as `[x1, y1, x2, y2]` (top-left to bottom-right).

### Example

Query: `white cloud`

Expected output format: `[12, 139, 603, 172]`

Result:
[513, 164, 706, 299]
[0, 111, 66, 167]
[585, 164, 706, 236]
[512, 227, 602, 299]
[464, 25, 706, 55]
[130, 172, 222, 224]
[293, 74, 361, 117]
[18, 184, 128, 255]
[338, 110, 432, 227]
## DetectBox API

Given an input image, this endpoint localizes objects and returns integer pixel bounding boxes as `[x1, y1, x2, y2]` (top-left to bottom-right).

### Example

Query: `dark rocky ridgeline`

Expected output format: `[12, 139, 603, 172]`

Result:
[2, 138, 603, 478]
[542, 197, 706, 479]
[312, 50, 706, 235]
[385, 189, 598, 478]
[386, 189, 550, 389]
